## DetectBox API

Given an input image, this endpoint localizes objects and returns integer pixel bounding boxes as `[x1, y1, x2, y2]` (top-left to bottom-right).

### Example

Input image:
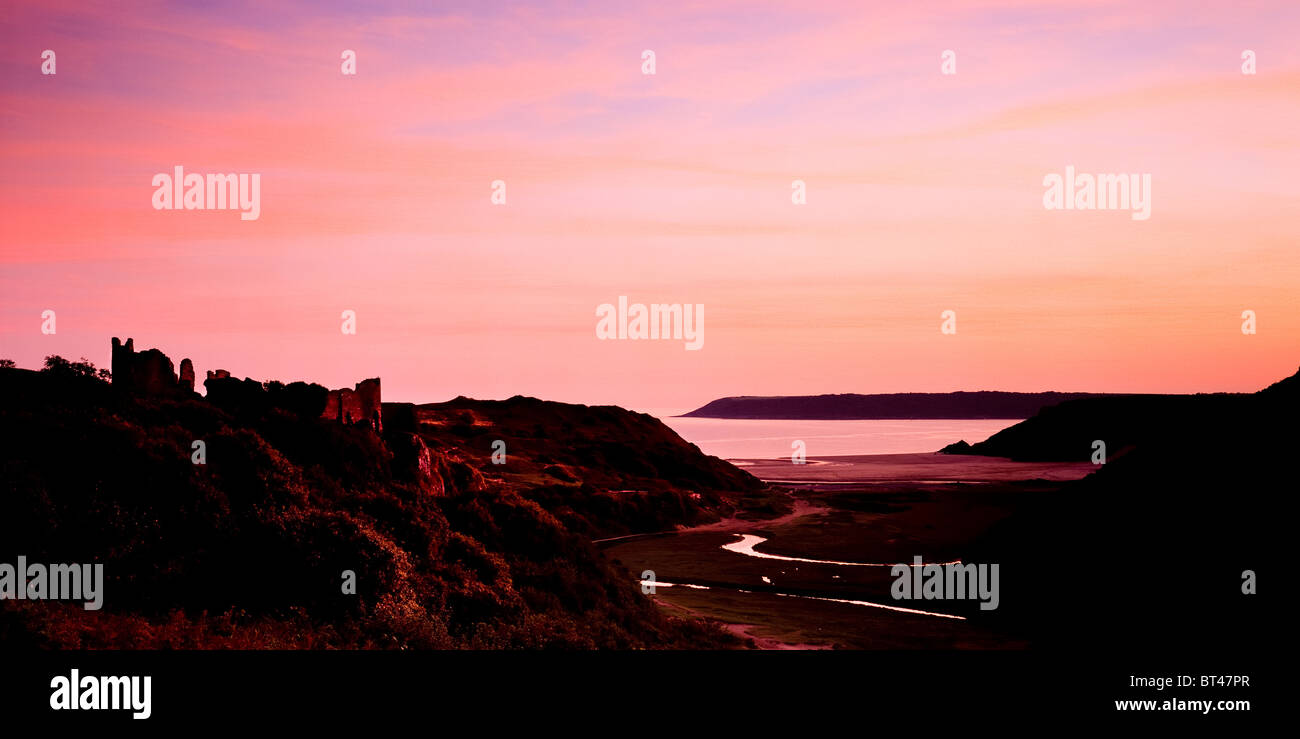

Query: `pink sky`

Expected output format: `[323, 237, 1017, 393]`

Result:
[3, 0, 1299, 411]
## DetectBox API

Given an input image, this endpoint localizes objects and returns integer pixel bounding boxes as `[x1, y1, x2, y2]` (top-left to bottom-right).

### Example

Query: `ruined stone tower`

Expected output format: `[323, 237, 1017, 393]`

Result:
[321, 378, 382, 432]
[178, 358, 195, 393]
[111, 337, 195, 396]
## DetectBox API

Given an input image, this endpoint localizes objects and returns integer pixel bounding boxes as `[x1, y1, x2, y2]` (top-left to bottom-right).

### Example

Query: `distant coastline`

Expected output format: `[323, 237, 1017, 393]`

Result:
[680, 391, 1130, 420]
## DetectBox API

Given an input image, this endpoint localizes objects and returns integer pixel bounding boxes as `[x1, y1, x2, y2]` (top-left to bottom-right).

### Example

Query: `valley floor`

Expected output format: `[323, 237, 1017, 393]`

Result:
[603, 454, 1094, 649]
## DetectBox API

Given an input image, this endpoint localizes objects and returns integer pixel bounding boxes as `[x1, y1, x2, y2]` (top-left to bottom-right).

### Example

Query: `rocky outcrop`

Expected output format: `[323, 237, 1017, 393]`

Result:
[385, 431, 487, 498]
[386, 432, 441, 495]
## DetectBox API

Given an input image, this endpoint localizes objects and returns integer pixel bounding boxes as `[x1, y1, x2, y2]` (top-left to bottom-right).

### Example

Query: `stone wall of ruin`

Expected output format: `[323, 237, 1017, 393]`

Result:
[111, 337, 193, 396]
[113, 338, 380, 431]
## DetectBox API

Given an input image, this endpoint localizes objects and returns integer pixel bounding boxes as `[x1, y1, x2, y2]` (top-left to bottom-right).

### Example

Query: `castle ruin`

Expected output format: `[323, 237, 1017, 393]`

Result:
[111, 337, 194, 396]
[113, 338, 380, 431]
[321, 378, 383, 432]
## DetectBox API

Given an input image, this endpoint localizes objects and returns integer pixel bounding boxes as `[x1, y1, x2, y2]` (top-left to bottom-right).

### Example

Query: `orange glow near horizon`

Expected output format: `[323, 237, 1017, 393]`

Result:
[3, 1, 1299, 410]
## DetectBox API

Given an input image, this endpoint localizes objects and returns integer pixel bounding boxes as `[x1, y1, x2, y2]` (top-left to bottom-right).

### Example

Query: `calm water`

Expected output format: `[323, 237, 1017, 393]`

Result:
[652, 415, 1019, 460]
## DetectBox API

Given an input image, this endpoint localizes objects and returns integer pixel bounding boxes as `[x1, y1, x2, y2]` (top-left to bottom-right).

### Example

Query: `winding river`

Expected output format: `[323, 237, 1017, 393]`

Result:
[721, 534, 960, 568]
[635, 533, 968, 620]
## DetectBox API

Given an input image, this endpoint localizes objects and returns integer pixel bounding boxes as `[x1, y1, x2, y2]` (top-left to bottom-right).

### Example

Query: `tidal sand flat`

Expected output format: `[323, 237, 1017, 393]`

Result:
[734, 453, 1097, 486]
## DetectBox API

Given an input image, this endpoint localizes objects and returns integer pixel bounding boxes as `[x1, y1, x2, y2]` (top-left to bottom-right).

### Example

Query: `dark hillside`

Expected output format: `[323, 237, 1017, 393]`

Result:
[0, 361, 756, 649]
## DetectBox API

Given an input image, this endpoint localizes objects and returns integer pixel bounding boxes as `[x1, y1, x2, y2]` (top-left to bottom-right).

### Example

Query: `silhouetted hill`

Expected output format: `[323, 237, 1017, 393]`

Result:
[409, 395, 767, 536]
[962, 369, 1293, 652]
[682, 391, 1125, 419]
[943, 391, 1254, 461]
[0, 361, 763, 649]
